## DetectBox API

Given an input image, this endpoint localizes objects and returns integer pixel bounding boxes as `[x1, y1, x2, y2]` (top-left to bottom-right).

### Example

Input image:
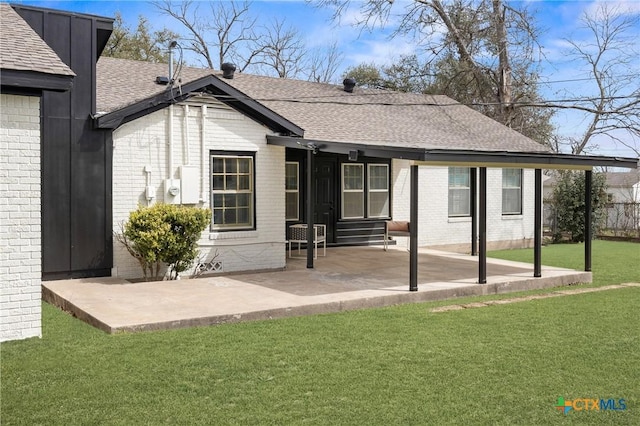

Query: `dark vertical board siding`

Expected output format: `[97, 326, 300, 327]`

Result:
[71, 120, 109, 271]
[15, 6, 113, 279]
[72, 17, 92, 116]
[41, 116, 71, 273]
[44, 12, 71, 66]
[70, 17, 108, 271]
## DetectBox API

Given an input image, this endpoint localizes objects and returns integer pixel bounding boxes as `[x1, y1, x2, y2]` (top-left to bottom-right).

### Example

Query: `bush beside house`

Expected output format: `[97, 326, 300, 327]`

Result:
[117, 204, 210, 281]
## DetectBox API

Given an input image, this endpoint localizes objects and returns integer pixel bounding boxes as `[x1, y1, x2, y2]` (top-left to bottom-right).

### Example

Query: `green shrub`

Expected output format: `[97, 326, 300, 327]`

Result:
[116, 204, 211, 280]
[551, 171, 607, 243]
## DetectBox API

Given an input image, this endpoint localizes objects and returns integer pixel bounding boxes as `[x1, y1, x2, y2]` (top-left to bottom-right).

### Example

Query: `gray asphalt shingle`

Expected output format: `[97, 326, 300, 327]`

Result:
[97, 56, 549, 153]
[0, 3, 75, 77]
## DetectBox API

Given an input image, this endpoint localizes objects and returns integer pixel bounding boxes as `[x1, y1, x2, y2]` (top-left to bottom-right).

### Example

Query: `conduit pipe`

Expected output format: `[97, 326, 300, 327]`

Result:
[168, 104, 174, 179]
[184, 104, 190, 165]
[200, 105, 207, 202]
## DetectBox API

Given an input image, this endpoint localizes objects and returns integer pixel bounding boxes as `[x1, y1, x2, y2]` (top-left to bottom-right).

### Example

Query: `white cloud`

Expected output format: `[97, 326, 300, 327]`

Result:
[584, 0, 640, 20]
[345, 37, 416, 67]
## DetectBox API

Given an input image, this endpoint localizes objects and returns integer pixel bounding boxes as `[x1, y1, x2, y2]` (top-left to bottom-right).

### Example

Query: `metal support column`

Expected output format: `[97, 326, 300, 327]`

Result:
[409, 165, 419, 292]
[534, 169, 542, 277]
[585, 170, 592, 272]
[470, 167, 477, 256]
[478, 167, 487, 284]
[306, 148, 314, 269]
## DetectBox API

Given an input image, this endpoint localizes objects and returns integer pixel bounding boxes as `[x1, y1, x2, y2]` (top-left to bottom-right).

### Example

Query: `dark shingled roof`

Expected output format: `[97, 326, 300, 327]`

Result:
[97, 56, 550, 153]
[0, 3, 74, 77]
[604, 170, 640, 188]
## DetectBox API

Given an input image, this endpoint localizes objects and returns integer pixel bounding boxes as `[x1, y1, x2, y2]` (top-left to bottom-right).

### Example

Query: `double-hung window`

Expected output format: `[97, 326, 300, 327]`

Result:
[448, 167, 471, 217]
[502, 168, 522, 215]
[341, 162, 390, 219]
[342, 164, 364, 218]
[285, 162, 299, 221]
[211, 153, 254, 230]
[368, 164, 389, 218]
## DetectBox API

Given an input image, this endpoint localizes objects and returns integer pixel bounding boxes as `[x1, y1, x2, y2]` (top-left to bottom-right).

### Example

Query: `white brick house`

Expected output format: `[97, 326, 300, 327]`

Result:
[1, 95, 44, 341]
[0, 4, 75, 342]
[111, 101, 287, 278]
[97, 57, 560, 280]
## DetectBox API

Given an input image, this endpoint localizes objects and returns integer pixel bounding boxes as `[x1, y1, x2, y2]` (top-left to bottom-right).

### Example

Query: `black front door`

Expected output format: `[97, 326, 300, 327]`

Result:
[314, 157, 337, 243]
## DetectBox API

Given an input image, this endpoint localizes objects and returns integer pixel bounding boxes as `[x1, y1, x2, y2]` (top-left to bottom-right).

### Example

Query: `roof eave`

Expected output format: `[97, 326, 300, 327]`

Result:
[96, 75, 304, 136]
[419, 150, 639, 170]
[0, 69, 74, 92]
[267, 135, 639, 170]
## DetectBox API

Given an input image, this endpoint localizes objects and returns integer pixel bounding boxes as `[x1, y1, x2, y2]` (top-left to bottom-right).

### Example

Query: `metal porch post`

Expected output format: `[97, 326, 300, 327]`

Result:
[470, 167, 477, 256]
[409, 165, 419, 291]
[534, 169, 542, 277]
[478, 167, 487, 284]
[585, 170, 592, 272]
[306, 148, 315, 268]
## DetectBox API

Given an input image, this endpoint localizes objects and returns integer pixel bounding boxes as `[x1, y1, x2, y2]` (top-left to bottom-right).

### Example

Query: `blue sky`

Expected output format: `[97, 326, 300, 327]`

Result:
[8, 0, 640, 158]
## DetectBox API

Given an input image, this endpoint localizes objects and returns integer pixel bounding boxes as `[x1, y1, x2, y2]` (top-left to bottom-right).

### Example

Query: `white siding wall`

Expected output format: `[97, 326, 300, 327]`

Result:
[0, 94, 42, 342]
[391, 160, 536, 252]
[112, 100, 285, 280]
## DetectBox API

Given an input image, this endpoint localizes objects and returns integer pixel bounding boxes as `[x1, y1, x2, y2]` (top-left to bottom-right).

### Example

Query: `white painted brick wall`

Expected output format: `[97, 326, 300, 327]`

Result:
[0, 94, 42, 342]
[391, 161, 536, 251]
[112, 100, 286, 279]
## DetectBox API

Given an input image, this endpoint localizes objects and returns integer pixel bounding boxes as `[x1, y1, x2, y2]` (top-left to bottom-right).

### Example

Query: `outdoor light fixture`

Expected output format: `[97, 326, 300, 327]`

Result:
[348, 150, 359, 161]
[296, 141, 319, 154]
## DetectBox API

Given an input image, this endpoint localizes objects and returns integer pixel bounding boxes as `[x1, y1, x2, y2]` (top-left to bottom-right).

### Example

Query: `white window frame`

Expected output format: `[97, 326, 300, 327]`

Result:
[210, 153, 254, 231]
[367, 163, 390, 218]
[285, 161, 299, 221]
[502, 168, 523, 215]
[341, 163, 364, 219]
[448, 167, 471, 217]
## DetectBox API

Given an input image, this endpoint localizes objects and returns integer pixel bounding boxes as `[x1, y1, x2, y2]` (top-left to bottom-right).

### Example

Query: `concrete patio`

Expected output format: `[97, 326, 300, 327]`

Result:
[42, 246, 591, 334]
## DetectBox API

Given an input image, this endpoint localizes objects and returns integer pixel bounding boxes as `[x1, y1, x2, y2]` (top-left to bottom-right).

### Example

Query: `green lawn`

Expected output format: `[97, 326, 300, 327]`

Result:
[490, 240, 640, 287]
[1, 241, 639, 425]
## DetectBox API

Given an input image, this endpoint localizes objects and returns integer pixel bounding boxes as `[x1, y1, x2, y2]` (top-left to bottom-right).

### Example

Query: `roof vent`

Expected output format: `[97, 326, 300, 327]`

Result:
[155, 76, 170, 85]
[343, 77, 356, 93]
[221, 63, 237, 79]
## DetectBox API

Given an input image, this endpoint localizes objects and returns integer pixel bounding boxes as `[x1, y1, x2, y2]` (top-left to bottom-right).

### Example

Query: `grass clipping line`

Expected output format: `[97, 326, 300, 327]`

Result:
[430, 283, 640, 313]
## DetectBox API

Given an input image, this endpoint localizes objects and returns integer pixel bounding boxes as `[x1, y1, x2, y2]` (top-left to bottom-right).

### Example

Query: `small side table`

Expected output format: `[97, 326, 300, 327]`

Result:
[288, 224, 326, 259]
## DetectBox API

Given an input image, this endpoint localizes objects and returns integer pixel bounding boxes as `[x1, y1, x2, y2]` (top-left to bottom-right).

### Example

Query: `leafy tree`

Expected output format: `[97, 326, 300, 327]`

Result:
[343, 63, 386, 89]
[116, 204, 211, 280]
[344, 55, 435, 92]
[104, 12, 179, 63]
[551, 171, 607, 243]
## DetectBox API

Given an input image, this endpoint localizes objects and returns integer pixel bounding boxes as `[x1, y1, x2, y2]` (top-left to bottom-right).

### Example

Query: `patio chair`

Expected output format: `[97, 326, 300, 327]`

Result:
[288, 223, 326, 259]
[383, 220, 410, 251]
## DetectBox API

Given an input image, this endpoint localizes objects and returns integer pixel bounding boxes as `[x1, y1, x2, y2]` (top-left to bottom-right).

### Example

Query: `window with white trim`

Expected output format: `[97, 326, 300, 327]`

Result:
[285, 161, 299, 221]
[368, 164, 389, 218]
[448, 167, 471, 217]
[502, 168, 522, 215]
[342, 163, 364, 218]
[211, 153, 254, 230]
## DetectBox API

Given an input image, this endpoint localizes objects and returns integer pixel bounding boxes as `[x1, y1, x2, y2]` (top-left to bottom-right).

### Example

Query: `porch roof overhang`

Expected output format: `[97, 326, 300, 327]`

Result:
[267, 135, 639, 170]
